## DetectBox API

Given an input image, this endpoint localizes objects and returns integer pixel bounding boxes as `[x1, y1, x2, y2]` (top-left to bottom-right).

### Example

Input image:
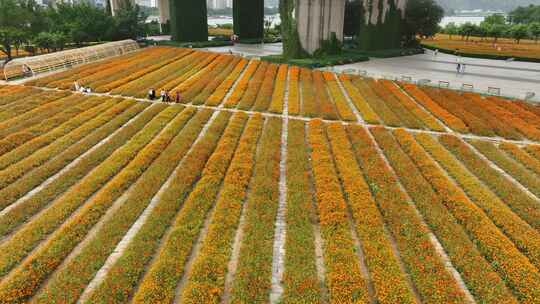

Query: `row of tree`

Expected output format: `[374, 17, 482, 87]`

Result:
[0, 0, 147, 62]
[441, 14, 540, 44]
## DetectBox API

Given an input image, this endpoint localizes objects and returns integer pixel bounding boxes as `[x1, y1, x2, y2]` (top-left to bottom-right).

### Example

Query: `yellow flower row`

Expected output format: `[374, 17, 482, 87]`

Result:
[252, 63, 279, 111]
[400, 83, 469, 133]
[351, 77, 402, 127]
[307, 120, 369, 303]
[323, 72, 356, 121]
[268, 64, 288, 114]
[313, 71, 338, 120]
[83, 111, 234, 303]
[327, 124, 416, 304]
[287, 66, 301, 115]
[0, 105, 184, 303]
[439, 135, 540, 232]
[346, 124, 467, 304]
[300, 68, 318, 118]
[33, 109, 213, 304]
[223, 60, 261, 107]
[337, 74, 380, 124]
[128, 112, 247, 303]
[206, 58, 249, 106]
[414, 132, 540, 302]
[377, 128, 519, 303]
[367, 80, 425, 129]
[0, 101, 150, 242]
[237, 61, 270, 110]
[191, 56, 242, 105]
[180, 115, 264, 303]
[380, 80, 445, 131]
[500, 142, 540, 176]
[281, 120, 321, 302]
[228, 117, 282, 303]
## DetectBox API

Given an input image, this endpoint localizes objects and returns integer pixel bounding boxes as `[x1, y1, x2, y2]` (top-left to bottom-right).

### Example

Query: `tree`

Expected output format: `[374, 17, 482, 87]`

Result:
[111, 0, 147, 40]
[509, 5, 540, 24]
[483, 14, 506, 26]
[509, 24, 529, 44]
[529, 22, 540, 43]
[458, 23, 476, 41]
[487, 24, 506, 43]
[443, 22, 458, 40]
[404, 0, 444, 40]
[279, 0, 306, 59]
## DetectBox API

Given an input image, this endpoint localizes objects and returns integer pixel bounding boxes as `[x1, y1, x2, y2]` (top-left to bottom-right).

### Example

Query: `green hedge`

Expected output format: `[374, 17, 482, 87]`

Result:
[262, 51, 369, 68]
[149, 40, 233, 48]
[171, 0, 208, 42]
[422, 43, 540, 63]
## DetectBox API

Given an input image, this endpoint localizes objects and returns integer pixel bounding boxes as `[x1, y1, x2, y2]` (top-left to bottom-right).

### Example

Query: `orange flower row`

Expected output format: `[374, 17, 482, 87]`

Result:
[33, 109, 215, 304]
[379, 128, 519, 303]
[346, 124, 467, 304]
[268, 64, 288, 114]
[440, 135, 540, 232]
[0, 95, 107, 156]
[0, 101, 149, 241]
[300, 68, 318, 118]
[525, 144, 540, 160]
[205, 58, 248, 106]
[380, 80, 445, 131]
[0, 105, 183, 303]
[323, 72, 356, 121]
[180, 115, 264, 303]
[83, 111, 235, 303]
[313, 71, 338, 120]
[228, 117, 282, 303]
[96, 50, 190, 93]
[237, 61, 270, 110]
[223, 60, 261, 107]
[307, 120, 370, 303]
[160, 53, 220, 93]
[287, 66, 301, 115]
[463, 93, 523, 140]
[414, 132, 540, 302]
[127, 113, 247, 304]
[172, 54, 231, 95]
[281, 120, 321, 302]
[110, 50, 210, 97]
[499, 142, 540, 176]
[400, 83, 468, 133]
[191, 56, 242, 105]
[367, 80, 424, 129]
[424, 87, 493, 136]
[337, 74, 380, 124]
[469, 139, 540, 198]
[487, 96, 540, 129]
[252, 63, 279, 111]
[327, 124, 416, 304]
[351, 77, 402, 127]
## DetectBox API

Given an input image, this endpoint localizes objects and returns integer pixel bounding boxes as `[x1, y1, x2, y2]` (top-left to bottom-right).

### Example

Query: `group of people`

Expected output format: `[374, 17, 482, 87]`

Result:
[148, 88, 182, 103]
[456, 62, 467, 74]
[73, 82, 92, 93]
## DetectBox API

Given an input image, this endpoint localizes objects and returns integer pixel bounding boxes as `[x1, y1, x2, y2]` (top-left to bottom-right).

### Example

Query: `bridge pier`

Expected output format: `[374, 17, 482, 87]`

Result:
[295, 0, 346, 54]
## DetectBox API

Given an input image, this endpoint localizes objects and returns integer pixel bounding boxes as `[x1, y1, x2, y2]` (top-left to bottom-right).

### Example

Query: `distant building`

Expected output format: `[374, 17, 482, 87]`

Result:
[136, 0, 152, 7]
[207, 0, 232, 9]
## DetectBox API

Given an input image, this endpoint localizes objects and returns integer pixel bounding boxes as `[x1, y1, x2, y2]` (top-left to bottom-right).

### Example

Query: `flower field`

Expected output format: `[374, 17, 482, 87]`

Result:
[0, 47, 540, 303]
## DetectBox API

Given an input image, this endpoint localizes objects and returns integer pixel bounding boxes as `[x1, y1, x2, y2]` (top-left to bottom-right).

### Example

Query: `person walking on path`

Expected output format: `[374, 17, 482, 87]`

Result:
[175, 91, 181, 103]
[456, 63, 461, 74]
[461, 63, 466, 74]
[160, 90, 166, 102]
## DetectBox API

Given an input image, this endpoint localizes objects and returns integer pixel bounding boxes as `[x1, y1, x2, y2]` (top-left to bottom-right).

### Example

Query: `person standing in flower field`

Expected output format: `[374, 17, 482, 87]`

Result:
[175, 91, 181, 103]
[160, 89, 166, 102]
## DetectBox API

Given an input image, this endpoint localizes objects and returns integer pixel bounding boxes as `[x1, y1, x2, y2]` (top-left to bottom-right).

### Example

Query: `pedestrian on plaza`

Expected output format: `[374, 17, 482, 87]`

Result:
[160, 89, 166, 102]
[456, 63, 461, 74]
[175, 91, 181, 103]
[434, 49, 439, 57]
[461, 64, 466, 74]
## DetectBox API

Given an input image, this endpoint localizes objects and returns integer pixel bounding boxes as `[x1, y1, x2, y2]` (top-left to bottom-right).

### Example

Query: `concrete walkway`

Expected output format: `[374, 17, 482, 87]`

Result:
[330, 52, 540, 102]
[204, 43, 283, 57]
